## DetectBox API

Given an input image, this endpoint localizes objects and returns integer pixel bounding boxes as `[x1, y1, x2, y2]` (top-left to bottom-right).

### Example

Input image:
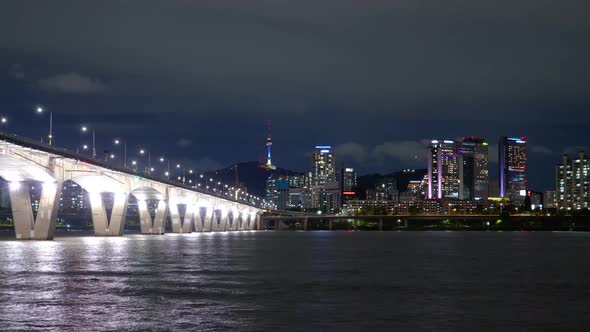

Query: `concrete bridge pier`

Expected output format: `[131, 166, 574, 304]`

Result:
[221, 210, 231, 231]
[203, 207, 214, 232]
[379, 218, 383, 231]
[183, 204, 194, 233]
[228, 211, 238, 231]
[169, 202, 193, 234]
[138, 199, 167, 235]
[194, 208, 204, 232]
[303, 217, 308, 231]
[329, 219, 333, 230]
[89, 192, 129, 236]
[210, 209, 222, 231]
[9, 181, 62, 240]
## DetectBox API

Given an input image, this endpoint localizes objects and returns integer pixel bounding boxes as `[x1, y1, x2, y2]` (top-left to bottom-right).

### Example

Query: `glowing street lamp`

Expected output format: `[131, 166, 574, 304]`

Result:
[114, 139, 127, 167]
[1, 117, 6, 124]
[139, 149, 151, 174]
[36, 106, 53, 145]
[81, 125, 96, 158]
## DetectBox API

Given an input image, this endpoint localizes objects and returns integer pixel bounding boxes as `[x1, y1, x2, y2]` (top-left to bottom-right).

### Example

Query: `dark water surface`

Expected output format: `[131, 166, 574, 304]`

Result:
[0, 231, 589, 331]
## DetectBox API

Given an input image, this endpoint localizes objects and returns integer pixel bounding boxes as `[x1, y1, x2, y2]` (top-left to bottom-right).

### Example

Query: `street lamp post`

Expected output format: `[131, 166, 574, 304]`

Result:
[81, 125, 96, 158]
[36, 106, 53, 145]
[114, 139, 127, 167]
[139, 149, 151, 174]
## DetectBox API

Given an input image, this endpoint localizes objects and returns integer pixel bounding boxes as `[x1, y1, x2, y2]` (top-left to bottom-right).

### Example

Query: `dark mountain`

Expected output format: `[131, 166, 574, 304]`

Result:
[203, 161, 303, 198]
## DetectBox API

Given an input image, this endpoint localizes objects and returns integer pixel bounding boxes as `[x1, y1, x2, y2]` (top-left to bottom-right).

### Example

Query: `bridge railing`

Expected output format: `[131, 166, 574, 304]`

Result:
[0, 131, 262, 208]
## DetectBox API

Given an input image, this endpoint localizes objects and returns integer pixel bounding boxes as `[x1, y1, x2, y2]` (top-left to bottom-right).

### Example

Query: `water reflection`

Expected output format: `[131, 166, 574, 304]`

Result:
[0, 232, 589, 331]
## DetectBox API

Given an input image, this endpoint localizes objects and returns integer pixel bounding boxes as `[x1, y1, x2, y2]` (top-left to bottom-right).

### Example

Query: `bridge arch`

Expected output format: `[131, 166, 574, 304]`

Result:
[0, 154, 55, 183]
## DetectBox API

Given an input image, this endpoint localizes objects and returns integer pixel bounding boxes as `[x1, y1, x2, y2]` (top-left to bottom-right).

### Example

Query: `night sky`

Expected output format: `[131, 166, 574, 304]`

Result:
[1, 1, 589, 191]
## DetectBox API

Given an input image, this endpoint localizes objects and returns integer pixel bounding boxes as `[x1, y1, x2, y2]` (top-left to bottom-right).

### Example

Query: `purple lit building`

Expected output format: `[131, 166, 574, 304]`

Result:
[499, 136, 527, 205]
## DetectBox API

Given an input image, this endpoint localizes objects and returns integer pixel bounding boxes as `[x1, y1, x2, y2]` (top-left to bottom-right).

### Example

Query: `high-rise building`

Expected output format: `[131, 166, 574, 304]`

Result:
[556, 152, 590, 211]
[341, 167, 357, 206]
[428, 140, 460, 199]
[311, 146, 336, 186]
[309, 146, 340, 212]
[341, 168, 357, 192]
[499, 136, 527, 205]
[458, 137, 489, 200]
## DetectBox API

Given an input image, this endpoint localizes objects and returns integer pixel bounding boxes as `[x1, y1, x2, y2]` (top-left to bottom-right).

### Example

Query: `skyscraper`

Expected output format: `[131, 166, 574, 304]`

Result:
[311, 146, 336, 186]
[428, 140, 460, 199]
[341, 167, 357, 192]
[458, 137, 489, 200]
[499, 136, 527, 205]
[310, 146, 340, 212]
[557, 152, 590, 210]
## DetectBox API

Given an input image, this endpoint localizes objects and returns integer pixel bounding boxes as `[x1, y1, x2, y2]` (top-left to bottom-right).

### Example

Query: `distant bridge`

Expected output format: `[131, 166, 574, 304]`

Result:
[0, 132, 264, 240]
[261, 213, 504, 230]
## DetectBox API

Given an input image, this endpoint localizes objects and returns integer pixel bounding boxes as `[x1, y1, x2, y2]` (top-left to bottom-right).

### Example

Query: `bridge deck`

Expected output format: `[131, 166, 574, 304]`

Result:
[0, 131, 260, 208]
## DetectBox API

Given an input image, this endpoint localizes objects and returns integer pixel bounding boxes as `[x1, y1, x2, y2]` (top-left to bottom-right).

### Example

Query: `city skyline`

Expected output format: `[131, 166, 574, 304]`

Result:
[1, 1, 589, 192]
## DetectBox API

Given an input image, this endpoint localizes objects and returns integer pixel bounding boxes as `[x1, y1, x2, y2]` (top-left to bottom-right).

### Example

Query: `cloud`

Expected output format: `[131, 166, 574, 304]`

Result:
[373, 141, 427, 163]
[530, 145, 553, 156]
[335, 140, 427, 169]
[176, 138, 192, 148]
[8, 64, 24, 79]
[334, 142, 368, 163]
[38, 72, 106, 94]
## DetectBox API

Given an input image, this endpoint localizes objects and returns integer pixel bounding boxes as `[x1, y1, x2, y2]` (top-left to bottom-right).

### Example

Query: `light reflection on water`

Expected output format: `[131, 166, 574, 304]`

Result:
[0, 231, 590, 331]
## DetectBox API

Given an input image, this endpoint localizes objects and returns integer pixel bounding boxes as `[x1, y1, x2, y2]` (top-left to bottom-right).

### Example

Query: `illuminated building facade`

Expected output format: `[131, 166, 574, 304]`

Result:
[557, 152, 590, 210]
[428, 140, 460, 199]
[311, 146, 336, 185]
[499, 136, 527, 205]
[458, 137, 489, 200]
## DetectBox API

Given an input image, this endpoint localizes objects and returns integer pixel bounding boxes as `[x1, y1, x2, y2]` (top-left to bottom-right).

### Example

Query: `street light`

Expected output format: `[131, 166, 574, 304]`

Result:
[139, 149, 151, 174]
[114, 139, 127, 167]
[36, 106, 53, 145]
[81, 125, 96, 158]
[159, 157, 169, 178]
[1, 117, 6, 124]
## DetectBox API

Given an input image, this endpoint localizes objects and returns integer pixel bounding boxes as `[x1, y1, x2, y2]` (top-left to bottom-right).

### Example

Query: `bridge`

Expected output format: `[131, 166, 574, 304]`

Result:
[261, 213, 506, 231]
[0, 132, 265, 240]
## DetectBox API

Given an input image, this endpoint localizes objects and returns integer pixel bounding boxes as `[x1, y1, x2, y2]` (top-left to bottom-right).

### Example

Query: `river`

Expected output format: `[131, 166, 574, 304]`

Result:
[0, 231, 589, 331]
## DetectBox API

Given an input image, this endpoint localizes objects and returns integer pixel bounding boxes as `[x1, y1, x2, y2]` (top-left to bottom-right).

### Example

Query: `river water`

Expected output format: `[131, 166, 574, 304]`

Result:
[0, 231, 589, 331]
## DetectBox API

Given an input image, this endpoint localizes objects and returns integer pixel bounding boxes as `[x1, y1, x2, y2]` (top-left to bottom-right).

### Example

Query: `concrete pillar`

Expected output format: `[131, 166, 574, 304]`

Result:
[9, 181, 62, 240]
[304, 217, 308, 231]
[194, 207, 204, 232]
[169, 202, 192, 234]
[153, 200, 167, 234]
[255, 213, 261, 230]
[183, 204, 194, 233]
[202, 207, 214, 232]
[227, 211, 236, 231]
[89, 192, 128, 236]
[379, 218, 383, 231]
[138, 199, 166, 234]
[220, 211, 229, 231]
[210, 209, 221, 232]
[329, 219, 333, 230]
[232, 212, 240, 231]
